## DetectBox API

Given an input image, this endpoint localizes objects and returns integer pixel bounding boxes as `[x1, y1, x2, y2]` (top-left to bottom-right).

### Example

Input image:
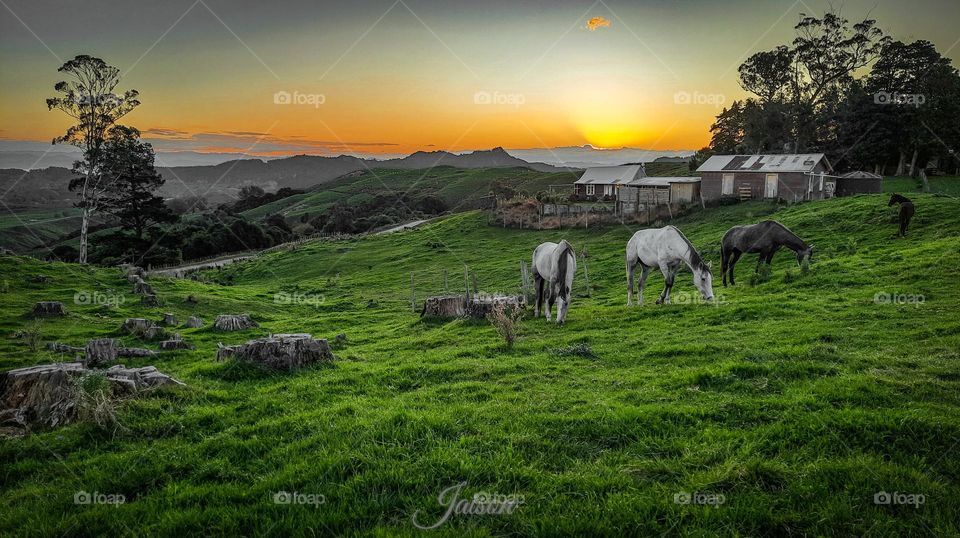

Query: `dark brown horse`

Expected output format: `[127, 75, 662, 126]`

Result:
[888, 194, 915, 237]
[720, 220, 814, 286]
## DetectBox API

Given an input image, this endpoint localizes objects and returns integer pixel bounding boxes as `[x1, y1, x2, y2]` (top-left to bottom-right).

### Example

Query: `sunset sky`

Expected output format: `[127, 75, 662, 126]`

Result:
[1, 0, 959, 158]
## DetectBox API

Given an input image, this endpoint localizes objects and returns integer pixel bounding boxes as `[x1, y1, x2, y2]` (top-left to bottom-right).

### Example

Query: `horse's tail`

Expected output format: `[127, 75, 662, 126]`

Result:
[556, 240, 575, 299]
[720, 240, 727, 278]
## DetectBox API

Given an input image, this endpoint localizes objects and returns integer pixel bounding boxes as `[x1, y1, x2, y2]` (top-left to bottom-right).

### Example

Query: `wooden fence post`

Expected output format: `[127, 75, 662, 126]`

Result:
[411, 272, 416, 312]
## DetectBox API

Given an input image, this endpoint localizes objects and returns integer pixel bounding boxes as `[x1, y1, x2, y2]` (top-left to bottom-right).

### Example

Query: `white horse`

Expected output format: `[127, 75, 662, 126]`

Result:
[626, 226, 715, 305]
[532, 240, 576, 324]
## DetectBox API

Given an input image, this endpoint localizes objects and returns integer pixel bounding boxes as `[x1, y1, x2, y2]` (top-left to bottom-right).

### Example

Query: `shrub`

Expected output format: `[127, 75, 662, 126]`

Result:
[14, 320, 43, 352]
[73, 373, 123, 432]
[487, 302, 523, 349]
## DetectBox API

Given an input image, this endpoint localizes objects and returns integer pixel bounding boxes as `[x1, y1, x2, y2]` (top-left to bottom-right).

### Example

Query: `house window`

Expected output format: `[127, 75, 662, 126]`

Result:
[586, 185, 595, 196]
[721, 174, 734, 195]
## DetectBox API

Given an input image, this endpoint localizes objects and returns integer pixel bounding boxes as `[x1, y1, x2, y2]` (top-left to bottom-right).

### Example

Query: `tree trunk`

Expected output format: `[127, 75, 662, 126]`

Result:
[78, 206, 90, 264]
[896, 152, 906, 176]
[908, 149, 919, 178]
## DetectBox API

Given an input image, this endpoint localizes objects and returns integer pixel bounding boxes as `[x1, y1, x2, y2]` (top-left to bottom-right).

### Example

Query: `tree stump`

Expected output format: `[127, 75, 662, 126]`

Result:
[214, 314, 258, 331]
[118, 347, 157, 358]
[184, 316, 204, 328]
[464, 295, 525, 318]
[160, 334, 194, 351]
[162, 313, 177, 326]
[140, 294, 160, 307]
[0, 362, 184, 434]
[133, 279, 155, 296]
[31, 301, 66, 318]
[84, 338, 120, 367]
[420, 296, 466, 318]
[122, 318, 163, 340]
[216, 334, 333, 370]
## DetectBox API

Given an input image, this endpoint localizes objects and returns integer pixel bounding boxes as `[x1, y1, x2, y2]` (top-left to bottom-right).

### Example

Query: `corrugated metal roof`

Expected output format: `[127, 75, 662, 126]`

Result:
[574, 164, 645, 184]
[841, 170, 882, 179]
[696, 154, 830, 173]
[626, 177, 701, 187]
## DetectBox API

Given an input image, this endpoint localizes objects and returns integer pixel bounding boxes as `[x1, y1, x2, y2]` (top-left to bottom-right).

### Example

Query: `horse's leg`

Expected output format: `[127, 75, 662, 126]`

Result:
[545, 287, 554, 321]
[755, 251, 766, 273]
[767, 246, 779, 265]
[728, 251, 743, 285]
[637, 265, 651, 306]
[656, 262, 673, 305]
[626, 256, 637, 306]
[534, 274, 543, 318]
[721, 247, 730, 287]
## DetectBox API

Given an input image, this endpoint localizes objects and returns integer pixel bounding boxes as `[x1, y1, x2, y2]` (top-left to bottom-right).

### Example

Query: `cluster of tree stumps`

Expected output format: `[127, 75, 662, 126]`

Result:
[421, 294, 525, 319]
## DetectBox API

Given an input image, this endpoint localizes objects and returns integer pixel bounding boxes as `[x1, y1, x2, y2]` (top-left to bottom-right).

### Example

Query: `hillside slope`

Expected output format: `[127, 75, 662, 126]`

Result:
[1, 193, 958, 536]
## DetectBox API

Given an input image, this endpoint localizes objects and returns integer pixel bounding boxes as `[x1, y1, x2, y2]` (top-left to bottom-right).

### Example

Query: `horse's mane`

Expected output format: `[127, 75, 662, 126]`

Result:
[673, 228, 710, 274]
[890, 193, 912, 204]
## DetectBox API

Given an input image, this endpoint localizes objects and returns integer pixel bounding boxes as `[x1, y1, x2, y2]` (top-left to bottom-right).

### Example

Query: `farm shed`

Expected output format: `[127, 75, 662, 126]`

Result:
[835, 171, 883, 196]
[617, 177, 701, 213]
[696, 154, 834, 202]
[574, 164, 645, 198]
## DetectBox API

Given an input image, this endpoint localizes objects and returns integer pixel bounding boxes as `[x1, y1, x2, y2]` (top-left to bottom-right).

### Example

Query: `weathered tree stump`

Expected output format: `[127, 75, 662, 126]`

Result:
[420, 295, 525, 319]
[465, 295, 525, 318]
[46, 342, 82, 354]
[133, 279, 155, 296]
[420, 296, 466, 318]
[118, 347, 157, 358]
[216, 334, 333, 370]
[122, 264, 145, 279]
[162, 313, 177, 326]
[141, 294, 160, 306]
[28, 275, 52, 284]
[214, 314, 259, 331]
[31, 301, 66, 318]
[0, 362, 183, 434]
[84, 338, 119, 367]
[160, 334, 193, 351]
[122, 318, 163, 340]
[184, 316, 204, 328]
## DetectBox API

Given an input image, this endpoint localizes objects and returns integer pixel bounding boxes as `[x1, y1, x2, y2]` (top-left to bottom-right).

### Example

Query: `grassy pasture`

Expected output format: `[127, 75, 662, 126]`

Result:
[0, 193, 959, 536]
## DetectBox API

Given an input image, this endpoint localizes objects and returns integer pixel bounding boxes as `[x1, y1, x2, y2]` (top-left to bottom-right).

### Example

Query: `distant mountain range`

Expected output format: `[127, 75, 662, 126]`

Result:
[0, 148, 572, 209]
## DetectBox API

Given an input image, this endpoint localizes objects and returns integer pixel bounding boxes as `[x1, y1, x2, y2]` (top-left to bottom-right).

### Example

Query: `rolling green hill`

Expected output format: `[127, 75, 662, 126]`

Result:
[241, 166, 581, 221]
[1, 193, 959, 536]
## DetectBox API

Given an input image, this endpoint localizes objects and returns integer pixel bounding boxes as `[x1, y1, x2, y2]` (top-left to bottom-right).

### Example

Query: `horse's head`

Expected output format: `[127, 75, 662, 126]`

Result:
[888, 194, 900, 206]
[797, 244, 814, 265]
[694, 262, 715, 301]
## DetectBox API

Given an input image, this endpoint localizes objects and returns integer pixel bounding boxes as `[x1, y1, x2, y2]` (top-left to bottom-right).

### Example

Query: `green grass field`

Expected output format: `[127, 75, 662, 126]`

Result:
[0, 208, 87, 252]
[2, 192, 959, 536]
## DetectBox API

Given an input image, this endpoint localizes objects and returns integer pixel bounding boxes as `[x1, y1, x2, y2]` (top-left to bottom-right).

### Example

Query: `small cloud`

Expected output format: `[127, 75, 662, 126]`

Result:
[142, 127, 190, 138]
[585, 16, 611, 31]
